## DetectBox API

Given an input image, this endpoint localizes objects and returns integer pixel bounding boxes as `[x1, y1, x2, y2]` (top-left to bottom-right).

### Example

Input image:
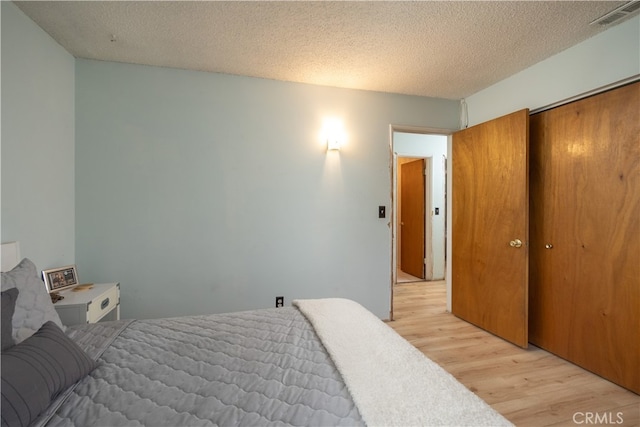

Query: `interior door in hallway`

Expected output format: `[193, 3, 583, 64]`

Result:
[452, 109, 530, 348]
[400, 159, 425, 279]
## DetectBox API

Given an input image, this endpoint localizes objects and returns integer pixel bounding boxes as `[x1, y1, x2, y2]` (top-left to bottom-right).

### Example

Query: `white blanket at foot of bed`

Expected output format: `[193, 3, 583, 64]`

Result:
[294, 298, 513, 427]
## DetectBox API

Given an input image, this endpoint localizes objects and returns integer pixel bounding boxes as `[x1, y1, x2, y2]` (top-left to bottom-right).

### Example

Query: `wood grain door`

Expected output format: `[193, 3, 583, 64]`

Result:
[529, 82, 639, 393]
[401, 159, 425, 278]
[452, 109, 530, 348]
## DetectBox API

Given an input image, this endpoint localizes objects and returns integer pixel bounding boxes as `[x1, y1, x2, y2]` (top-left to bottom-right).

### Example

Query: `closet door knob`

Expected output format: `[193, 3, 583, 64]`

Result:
[509, 239, 523, 248]
[545, 244, 553, 249]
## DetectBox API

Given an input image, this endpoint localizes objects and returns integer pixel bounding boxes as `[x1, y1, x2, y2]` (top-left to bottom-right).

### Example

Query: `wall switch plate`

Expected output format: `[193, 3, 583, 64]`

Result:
[378, 206, 386, 218]
[276, 296, 284, 308]
[435, 207, 440, 215]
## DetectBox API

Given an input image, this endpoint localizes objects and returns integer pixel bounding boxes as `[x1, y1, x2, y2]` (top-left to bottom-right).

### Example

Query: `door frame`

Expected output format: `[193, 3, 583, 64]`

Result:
[389, 125, 454, 320]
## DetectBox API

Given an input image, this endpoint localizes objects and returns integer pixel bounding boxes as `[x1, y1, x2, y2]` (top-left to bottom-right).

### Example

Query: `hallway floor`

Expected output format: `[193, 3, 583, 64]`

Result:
[396, 269, 424, 283]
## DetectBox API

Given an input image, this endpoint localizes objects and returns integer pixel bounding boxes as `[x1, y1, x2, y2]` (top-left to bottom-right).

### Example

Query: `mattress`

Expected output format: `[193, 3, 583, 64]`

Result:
[37, 307, 364, 427]
[27, 298, 512, 427]
[2, 249, 510, 426]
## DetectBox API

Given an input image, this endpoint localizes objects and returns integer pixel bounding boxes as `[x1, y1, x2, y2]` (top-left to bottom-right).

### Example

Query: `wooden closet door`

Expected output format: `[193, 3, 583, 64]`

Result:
[452, 109, 529, 348]
[529, 82, 639, 393]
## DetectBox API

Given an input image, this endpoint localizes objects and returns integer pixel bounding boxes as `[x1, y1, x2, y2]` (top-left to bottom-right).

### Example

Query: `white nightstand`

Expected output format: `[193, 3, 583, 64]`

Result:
[54, 283, 120, 326]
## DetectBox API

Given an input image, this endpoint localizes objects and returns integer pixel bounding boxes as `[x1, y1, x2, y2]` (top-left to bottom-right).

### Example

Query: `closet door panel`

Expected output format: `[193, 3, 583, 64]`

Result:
[529, 82, 639, 393]
[452, 109, 529, 348]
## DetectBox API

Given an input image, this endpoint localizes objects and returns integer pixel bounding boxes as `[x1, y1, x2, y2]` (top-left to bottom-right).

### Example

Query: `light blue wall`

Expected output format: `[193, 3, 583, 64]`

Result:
[7, 0, 636, 321]
[466, 15, 640, 125]
[75, 59, 459, 319]
[394, 133, 447, 280]
[1, 2, 75, 271]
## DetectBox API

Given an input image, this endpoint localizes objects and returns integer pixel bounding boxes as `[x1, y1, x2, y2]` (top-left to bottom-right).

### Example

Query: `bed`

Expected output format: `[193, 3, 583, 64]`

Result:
[1, 242, 512, 427]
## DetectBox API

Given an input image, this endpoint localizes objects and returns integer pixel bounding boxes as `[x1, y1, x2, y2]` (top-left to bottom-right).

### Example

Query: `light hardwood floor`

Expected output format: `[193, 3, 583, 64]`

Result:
[396, 269, 423, 283]
[388, 281, 639, 426]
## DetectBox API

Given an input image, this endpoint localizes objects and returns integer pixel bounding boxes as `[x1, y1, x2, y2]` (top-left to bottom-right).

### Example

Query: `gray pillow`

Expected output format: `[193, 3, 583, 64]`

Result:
[1, 288, 19, 351]
[0, 258, 65, 343]
[0, 321, 97, 427]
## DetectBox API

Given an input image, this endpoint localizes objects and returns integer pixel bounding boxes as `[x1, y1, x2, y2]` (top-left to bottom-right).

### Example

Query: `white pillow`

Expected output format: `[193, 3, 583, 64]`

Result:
[1, 258, 65, 343]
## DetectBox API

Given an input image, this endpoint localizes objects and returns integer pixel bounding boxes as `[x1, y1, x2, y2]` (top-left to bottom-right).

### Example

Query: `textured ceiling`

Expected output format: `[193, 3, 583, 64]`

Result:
[15, 1, 631, 99]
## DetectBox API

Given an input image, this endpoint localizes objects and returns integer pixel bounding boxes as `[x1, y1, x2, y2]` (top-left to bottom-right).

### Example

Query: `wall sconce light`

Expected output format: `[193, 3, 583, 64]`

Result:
[327, 137, 341, 151]
[321, 118, 346, 152]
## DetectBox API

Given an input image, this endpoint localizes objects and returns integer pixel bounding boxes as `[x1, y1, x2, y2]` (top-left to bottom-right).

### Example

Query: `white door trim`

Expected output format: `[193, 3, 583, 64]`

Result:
[388, 125, 453, 320]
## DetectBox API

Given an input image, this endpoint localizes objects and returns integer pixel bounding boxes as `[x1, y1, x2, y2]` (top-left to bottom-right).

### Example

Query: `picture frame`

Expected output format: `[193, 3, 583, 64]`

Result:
[42, 265, 79, 293]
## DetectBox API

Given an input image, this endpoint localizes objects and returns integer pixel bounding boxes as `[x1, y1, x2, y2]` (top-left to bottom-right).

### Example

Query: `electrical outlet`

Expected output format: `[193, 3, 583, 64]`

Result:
[275, 296, 284, 308]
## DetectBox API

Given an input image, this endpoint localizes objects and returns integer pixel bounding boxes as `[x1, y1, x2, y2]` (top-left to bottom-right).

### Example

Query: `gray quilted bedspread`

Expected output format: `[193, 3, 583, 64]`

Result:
[39, 307, 364, 427]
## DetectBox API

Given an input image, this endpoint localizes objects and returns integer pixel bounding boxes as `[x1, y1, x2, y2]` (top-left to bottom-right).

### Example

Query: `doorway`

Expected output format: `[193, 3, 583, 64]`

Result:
[391, 130, 448, 291]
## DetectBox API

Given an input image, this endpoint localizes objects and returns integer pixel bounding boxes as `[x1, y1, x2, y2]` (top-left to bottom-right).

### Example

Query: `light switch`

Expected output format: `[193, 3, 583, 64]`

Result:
[378, 206, 386, 218]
